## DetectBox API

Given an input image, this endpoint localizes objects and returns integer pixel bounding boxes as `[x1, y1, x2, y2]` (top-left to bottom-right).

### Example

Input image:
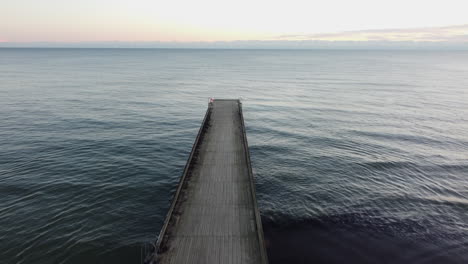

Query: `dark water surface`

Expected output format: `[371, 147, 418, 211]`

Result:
[1, 48, 468, 264]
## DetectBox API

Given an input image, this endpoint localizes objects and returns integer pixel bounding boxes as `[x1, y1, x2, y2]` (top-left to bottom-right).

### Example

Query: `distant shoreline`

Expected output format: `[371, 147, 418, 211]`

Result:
[1, 41, 468, 50]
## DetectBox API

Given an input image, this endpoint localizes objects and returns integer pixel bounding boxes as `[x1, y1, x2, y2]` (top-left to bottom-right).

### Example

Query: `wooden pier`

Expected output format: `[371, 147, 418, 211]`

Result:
[146, 99, 268, 264]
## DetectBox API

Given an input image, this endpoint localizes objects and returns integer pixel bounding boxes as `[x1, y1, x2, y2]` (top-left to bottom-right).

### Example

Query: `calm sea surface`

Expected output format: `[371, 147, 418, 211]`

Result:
[1, 48, 468, 264]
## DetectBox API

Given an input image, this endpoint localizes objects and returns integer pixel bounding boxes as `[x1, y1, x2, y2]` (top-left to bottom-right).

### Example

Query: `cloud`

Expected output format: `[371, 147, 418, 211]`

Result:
[276, 24, 468, 42]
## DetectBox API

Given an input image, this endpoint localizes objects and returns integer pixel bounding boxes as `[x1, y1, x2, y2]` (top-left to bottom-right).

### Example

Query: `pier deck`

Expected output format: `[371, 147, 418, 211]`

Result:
[148, 99, 267, 264]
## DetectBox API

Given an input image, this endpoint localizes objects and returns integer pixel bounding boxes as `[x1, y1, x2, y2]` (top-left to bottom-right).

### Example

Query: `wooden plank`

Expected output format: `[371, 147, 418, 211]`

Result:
[146, 99, 267, 264]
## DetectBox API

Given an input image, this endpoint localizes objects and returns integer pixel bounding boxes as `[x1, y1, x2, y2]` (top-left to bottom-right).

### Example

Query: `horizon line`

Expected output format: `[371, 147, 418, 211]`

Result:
[1, 39, 468, 50]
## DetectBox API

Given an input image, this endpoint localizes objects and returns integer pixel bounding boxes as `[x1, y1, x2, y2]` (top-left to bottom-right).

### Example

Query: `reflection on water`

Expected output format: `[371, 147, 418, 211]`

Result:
[0, 49, 468, 263]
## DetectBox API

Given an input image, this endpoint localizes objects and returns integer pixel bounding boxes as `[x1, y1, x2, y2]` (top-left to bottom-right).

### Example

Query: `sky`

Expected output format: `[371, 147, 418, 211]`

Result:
[1, 0, 468, 44]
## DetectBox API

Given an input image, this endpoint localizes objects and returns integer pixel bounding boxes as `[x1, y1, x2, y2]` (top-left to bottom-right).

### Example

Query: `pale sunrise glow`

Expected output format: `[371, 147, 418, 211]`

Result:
[2, 0, 468, 43]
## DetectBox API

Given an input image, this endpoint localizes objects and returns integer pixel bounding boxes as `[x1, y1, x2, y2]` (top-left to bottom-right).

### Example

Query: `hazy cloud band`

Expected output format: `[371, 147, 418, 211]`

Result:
[276, 24, 468, 42]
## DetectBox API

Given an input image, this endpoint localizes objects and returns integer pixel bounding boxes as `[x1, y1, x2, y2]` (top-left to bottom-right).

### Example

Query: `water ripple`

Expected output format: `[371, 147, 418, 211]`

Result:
[1, 49, 468, 263]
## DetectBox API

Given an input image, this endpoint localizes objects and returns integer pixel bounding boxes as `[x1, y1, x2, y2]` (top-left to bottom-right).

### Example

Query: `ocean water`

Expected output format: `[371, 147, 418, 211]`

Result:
[1, 48, 468, 264]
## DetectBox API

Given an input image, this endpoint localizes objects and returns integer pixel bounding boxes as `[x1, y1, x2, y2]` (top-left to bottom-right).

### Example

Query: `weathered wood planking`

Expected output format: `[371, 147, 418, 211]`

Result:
[146, 99, 267, 264]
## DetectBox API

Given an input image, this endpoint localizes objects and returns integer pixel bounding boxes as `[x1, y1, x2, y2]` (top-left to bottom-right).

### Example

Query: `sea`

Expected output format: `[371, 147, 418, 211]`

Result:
[1, 48, 468, 264]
